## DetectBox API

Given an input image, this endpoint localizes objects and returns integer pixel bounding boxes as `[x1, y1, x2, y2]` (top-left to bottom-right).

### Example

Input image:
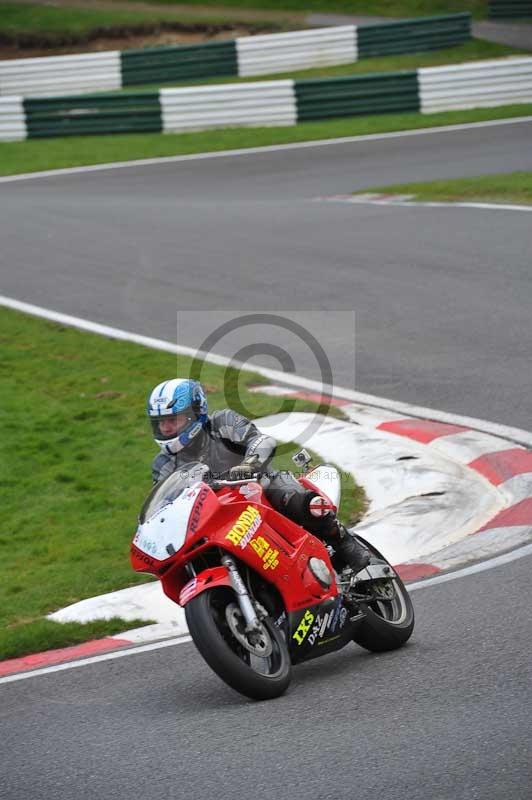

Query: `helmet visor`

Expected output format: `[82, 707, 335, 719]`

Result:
[150, 412, 194, 441]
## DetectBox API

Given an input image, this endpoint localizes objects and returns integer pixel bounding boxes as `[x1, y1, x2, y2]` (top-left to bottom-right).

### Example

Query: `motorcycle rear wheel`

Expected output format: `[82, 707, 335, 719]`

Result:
[185, 586, 292, 700]
[351, 539, 415, 653]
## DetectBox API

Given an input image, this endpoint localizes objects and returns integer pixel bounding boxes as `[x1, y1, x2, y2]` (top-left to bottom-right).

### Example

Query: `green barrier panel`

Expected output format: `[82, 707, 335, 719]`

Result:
[295, 72, 419, 122]
[489, 0, 532, 17]
[24, 93, 162, 138]
[358, 13, 471, 58]
[120, 40, 238, 87]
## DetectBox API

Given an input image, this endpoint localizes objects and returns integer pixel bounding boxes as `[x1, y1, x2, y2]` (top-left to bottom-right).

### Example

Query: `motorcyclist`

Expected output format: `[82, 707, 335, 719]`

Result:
[147, 378, 370, 573]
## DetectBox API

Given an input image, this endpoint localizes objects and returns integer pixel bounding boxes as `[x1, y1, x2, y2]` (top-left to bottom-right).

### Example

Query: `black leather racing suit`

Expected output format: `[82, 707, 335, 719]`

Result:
[151, 409, 340, 541]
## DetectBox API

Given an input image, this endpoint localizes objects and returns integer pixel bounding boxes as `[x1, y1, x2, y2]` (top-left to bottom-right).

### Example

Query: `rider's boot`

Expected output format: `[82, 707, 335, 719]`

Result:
[331, 524, 371, 573]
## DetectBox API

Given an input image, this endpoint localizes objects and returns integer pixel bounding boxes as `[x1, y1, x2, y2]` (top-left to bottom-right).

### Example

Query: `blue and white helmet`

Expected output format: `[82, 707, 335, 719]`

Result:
[147, 379, 208, 455]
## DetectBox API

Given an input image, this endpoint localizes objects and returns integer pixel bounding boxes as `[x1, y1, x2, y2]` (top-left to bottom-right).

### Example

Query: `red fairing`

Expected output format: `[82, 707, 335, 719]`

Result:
[130, 542, 161, 574]
[178, 567, 232, 606]
[132, 478, 339, 613]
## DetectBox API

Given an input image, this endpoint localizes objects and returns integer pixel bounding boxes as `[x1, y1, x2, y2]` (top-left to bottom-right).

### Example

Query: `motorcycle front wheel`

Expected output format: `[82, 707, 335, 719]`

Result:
[351, 538, 415, 653]
[185, 586, 292, 701]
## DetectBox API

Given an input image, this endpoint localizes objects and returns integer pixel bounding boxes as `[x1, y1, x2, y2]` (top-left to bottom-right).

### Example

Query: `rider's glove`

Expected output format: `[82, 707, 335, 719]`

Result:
[229, 455, 261, 480]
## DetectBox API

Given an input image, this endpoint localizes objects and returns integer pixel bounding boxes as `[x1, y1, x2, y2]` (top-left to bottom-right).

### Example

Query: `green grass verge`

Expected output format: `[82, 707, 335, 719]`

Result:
[353, 171, 532, 204]
[102, 0, 489, 22]
[112, 40, 527, 93]
[0, 2, 284, 43]
[2, 104, 532, 177]
[0, 618, 153, 662]
[0, 306, 364, 660]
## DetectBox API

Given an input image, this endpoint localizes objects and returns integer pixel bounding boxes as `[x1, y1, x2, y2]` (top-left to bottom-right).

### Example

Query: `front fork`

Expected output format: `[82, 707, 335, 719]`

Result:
[221, 554, 262, 633]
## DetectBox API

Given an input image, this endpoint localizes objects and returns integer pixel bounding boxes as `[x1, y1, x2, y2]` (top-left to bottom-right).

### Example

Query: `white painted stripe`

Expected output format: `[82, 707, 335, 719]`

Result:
[429, 429, 520, 463]
[428, 525, 532, 571]
[408, 541, 532, 592]
[325, 195, 532, 212]
[382, 201, 532, 212]
[249, 388, 410, 429]
[0, 115, 531, 185]
[252, 388, 411, 428]
[48, 580, 185, 627]
[0, 635, 192, 686]
[498, 473, 532, 505]
[4, 541, 532, 684]
[342, 402, 413, 427]
[259, 411, 504, 564]
[248, 385, 296, 396]
[1, 293, 532, 449]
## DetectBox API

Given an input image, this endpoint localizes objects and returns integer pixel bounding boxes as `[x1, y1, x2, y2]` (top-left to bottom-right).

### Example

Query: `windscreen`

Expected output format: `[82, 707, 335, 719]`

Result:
[139, 463, 209, 524]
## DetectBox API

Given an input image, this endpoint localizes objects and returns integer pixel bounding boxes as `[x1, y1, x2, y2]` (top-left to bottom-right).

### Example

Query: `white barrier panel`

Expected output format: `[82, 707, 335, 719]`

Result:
[419, 56, 532, 112]
[161, 80, 297, 133]
[0, 51, 121, 97]
[0, 96, 26, 141]
[236, 26, 357, 77]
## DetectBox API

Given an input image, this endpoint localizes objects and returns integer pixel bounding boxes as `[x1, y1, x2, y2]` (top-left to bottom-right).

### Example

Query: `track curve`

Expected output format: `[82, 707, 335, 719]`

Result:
[1, 120, 532, 427]
[1, 119, 531, 800]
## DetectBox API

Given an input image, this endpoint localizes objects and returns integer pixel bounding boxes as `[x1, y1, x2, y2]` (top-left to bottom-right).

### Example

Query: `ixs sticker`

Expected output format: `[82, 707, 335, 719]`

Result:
[225, 505, 262, 547]
[307, 612, 333, 646]
[293, 610, 315, 646]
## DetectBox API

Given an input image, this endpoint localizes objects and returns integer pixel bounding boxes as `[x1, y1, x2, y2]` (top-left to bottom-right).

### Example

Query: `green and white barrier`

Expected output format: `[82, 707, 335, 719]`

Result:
[0, 96, 26, 141]
[295, 71, 419, 121]
[488, 0, 532, 18]
[357, 14, 471, 58]
[0, 14, 470, 99]
[3, 56, 532, 142]
[0, 51, 122, 98]
[161, 80, 296, 132]
[22, 93, 162, 139]
[235, 26, 357, 77]
[120, 40, 237, 87]
[419, 57, 532, 112]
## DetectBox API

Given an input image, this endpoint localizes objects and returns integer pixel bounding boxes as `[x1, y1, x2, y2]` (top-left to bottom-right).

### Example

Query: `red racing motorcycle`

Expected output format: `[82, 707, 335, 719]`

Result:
[131, 452, 414, 700]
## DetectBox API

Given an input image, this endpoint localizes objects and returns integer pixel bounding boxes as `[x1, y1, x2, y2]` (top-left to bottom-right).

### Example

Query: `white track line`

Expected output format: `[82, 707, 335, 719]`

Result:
[1, 115, 531, 185]
[0, 636, 192, 686]
[330, 197, 532, 213]
[408, 542, 532, 592]
[3, 543, 532, 685]
[2, 294, 531, 448]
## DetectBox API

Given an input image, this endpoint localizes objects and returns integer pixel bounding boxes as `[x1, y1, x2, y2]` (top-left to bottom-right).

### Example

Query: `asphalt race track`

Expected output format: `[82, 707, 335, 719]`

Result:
[2, 120, 532, 426]
[1, 120, 532, 799]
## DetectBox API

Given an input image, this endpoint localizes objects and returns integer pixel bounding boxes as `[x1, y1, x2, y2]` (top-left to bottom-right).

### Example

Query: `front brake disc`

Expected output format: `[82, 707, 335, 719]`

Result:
[225, 603, 273, 658]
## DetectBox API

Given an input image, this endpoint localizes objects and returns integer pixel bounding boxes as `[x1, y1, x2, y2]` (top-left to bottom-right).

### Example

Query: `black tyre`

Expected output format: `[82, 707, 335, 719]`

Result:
[185, 586, 292, 701]
[351, 537, 415, 653]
